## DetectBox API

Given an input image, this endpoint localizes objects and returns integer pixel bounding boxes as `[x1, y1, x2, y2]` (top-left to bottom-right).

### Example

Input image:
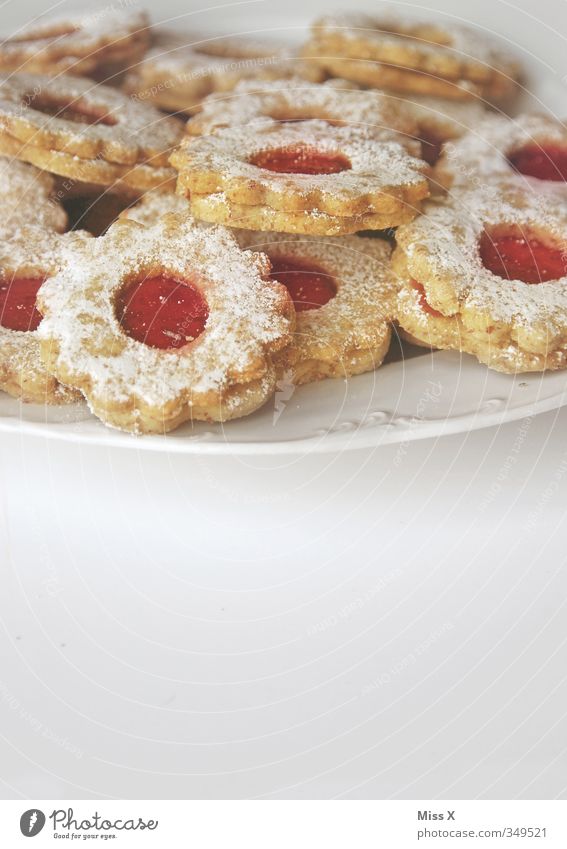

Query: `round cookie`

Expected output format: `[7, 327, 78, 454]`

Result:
[37, 213, 295, 433]
[171, 119, 430, 235]
[0, 73, 184, 193]
[394, 181, 567, 372]
[236, 230, 397, 384]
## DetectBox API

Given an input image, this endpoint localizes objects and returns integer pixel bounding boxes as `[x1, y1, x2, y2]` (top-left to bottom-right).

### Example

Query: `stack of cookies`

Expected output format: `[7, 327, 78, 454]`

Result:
[1, 8, 566, 434]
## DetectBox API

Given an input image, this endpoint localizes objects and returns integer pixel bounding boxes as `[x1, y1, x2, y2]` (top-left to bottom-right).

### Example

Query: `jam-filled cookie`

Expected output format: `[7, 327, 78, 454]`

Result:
[0, 226, 82, 403]
[171, 119, 429, 235]
[1, 156, 67, 233]
[188, 77, 487, 168]
[437, 113, 567, 191]
[186, 77, 418, 140]
[302, 13, 520, 102]
[37, 213, 295, 433]
[236, 231, 396, 384]
[394, 181, 567, 372]
[0, 73, 184, 193]
[0, 9, 150, 78]
[123, 30, 320, 116]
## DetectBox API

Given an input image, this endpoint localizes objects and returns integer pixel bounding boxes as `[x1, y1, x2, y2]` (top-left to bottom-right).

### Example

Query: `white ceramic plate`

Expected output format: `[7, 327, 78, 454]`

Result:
[2, 340, 566, 453]
[1, 13, 565, 455]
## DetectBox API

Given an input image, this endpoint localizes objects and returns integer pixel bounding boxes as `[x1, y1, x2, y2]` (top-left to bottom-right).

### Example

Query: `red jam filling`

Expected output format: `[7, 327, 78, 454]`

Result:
[419, 129, 444, 166]
[479, 231, 567, 284]
[117, 274, 209, 349]
[507, 143, 567, 182]
[410, 279, 443, 317]
[269, 256, 336, 311]
[0, 276, 44, 332]
[250, 146, 351, 175]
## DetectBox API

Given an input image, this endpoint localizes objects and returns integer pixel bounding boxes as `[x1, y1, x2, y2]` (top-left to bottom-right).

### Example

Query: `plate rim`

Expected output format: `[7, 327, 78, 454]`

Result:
[1, 386, 565, 455]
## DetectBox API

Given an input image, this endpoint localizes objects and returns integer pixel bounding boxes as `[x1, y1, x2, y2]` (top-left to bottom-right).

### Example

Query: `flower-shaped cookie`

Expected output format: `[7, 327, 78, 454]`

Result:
[37, 213, 295, 433]
[0, 226, 83, 402]
[123, 30, 319, 115]
[1, 155, 67, 233]
[0, 73, 184, 192]
[172, 119, 429, 235]
[236, 230, 397, 383]
[187, 77, 418, 140]
[302, 13, 520, 102]
[0, 9, 150, 77]
[438, 113, 567, 192]
[394, 181, 567, 372]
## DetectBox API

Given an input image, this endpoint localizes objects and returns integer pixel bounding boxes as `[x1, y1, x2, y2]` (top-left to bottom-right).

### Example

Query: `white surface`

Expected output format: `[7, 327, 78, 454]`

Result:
[1, 410, 567, 800]
[1, 0, 567, 801]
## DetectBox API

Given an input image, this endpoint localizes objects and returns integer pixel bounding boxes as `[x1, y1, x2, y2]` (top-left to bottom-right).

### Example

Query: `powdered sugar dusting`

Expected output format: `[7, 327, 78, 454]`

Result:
[120, 191, 191, 227]
[391, 92, 488, 135]
[0, 225, 84, 400]
[0, 156, 67, 232]
[137, 29, 291, 75]
[235, 230, 396, 354]
[396, 181, 567, 329]
[188, 77, 418, 142]
[439, 112, 567, 191]
[0, 73, 184, 162]
[0, 9, 148, 58]
[123, 28, 298, 102]
[314, 13, 518, 74]
[175, 119, 428, 199]
[37, 214, 293, 411]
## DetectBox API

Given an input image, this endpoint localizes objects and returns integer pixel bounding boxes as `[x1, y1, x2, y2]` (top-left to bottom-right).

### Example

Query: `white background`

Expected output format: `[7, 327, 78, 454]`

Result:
[1, 0, 567, 801]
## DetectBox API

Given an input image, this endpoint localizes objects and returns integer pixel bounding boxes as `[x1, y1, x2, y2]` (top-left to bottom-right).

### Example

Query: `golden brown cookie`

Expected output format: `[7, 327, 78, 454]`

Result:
[394, 181, 567, 372]
[0, 226, 83, 402]
[437, 113, 567, 191]
[37, 213, 295, 433]
[236, 230, 396, 384]
[1, 156, 67, 233]
[190, 194, 422, 236]
[172, 119, 429, 235]
[0, 9, 150, 78]
[302, 13, 520, 103]
[123, 29, 319, 115]
[0, 73, 184, 193]
[186, 77, 418, 140]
